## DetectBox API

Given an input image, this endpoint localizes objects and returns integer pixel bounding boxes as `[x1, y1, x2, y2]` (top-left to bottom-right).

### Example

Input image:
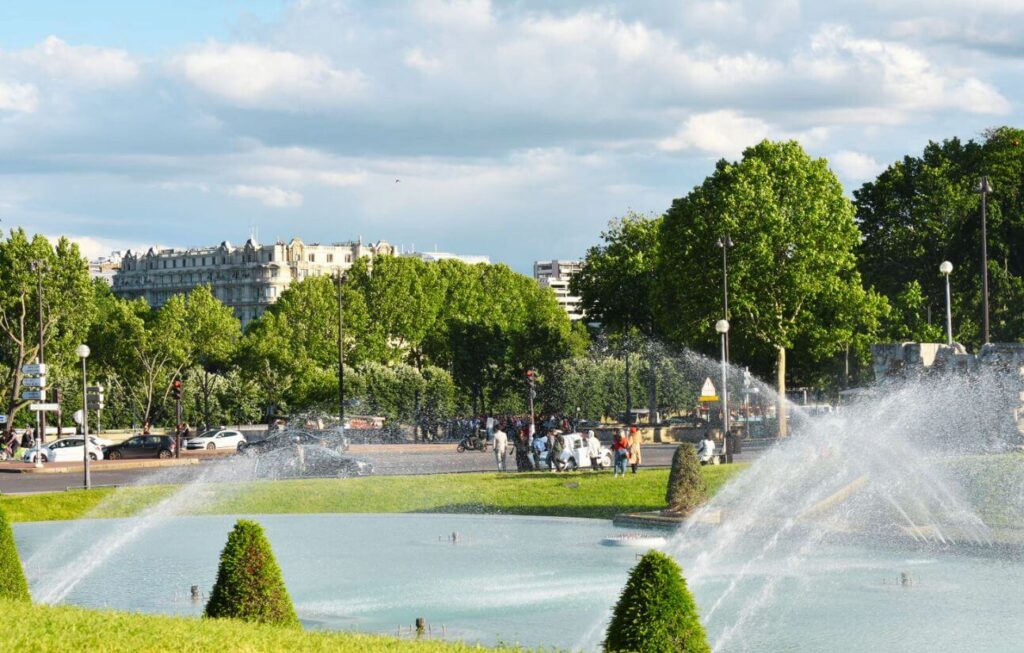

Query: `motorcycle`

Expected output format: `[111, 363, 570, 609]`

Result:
[456, 432, 490, 453]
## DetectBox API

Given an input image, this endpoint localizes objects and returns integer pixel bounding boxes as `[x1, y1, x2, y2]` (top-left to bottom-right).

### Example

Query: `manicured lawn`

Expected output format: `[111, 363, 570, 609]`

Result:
[0, 599, 528, 652]
[0, 466, 747, 523]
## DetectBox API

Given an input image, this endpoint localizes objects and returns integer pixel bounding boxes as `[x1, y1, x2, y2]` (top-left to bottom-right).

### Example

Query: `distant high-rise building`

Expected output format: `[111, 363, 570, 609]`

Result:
[533, 259, 584, 320]
[403, 250, 490, 265]
[112, 238, 394, 326]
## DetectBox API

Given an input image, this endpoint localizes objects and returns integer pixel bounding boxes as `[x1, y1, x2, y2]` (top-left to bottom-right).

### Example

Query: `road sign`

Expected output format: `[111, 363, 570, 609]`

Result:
[86, 385, 105, 393]
[699, 377, 719, 402]
[22, 376, 46, 388]
[87, 392, 104, 401]
[29, 403, 60, 411]
[87, 402, 105, 410]
[21, 363, 46, 375]
[0, 415, 6, 424]
[21, 390, 46, 401]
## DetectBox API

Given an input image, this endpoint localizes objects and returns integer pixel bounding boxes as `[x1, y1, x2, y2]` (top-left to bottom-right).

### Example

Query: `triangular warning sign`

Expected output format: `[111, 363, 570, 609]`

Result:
[700, 377, 716, 397]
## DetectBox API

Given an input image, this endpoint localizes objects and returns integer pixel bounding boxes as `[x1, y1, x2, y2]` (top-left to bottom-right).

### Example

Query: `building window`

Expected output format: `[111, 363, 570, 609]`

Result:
[345, 254, 352, 263]
[308, 254, 315, 262]
[327, 254, 334, 263]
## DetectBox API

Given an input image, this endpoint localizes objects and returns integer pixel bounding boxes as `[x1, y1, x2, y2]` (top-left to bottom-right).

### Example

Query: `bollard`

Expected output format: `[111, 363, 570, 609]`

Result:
[415, 617, 426, 638]
[190, 585, 201, 601]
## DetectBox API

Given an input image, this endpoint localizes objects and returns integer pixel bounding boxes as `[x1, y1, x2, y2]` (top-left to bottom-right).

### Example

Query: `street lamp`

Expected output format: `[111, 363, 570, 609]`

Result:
[940, 261, 954, 347]
[335, 270, 346, 431]
[717, 235, 734, 363]
[76, 344, 91, 490]
[977, 177, 992, 344]
[715, 319, 730, 437]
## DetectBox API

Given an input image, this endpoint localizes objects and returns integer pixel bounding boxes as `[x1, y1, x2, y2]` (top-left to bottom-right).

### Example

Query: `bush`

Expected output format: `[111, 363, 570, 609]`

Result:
[205, 519, 299, 627]
[665, 443, 707, 514]
[0, 508, 30, 601]
[604, 550, 709, 653]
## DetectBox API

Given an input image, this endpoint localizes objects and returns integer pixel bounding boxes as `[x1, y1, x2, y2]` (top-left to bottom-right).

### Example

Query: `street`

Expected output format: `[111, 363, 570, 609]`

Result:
[0, 442, 767, 495]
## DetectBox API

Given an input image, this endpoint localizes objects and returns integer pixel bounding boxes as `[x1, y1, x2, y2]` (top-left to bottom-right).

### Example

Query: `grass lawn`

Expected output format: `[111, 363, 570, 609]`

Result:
[0, 466, 746, 523]
[0, 599, 529, 652]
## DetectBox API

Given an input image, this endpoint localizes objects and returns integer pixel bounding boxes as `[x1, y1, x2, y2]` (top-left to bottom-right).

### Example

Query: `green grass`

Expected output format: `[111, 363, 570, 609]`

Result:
[0, 599, 528, 652]
[0, 466, 746, 523]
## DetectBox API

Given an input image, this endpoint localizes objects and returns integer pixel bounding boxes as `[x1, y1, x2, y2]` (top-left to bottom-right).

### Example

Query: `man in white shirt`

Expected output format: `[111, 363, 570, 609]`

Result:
[697, 432, 716, 465]
[586, 430, 602, 470]
[493, 425, 509, 472]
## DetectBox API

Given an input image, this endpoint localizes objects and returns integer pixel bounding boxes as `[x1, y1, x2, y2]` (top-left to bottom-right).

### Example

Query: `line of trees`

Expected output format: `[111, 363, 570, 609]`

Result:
[0, 238, 588, 433]
[572, 127, 1024, 426]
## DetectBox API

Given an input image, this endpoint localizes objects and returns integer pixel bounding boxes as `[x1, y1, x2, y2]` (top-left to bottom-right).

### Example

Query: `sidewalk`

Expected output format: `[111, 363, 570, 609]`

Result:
[0, 458, 200, 474]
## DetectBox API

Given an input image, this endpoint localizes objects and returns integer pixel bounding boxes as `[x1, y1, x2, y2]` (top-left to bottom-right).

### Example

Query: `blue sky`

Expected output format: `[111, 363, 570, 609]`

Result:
[1, 0, 1022, 272]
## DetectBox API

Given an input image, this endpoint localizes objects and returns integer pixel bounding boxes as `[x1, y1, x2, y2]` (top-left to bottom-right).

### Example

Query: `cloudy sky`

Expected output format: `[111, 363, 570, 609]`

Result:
[0, 0, 1021, 272]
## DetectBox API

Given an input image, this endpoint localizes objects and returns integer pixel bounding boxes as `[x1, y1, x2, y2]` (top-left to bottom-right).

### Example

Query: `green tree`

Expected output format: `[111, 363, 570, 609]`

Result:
[183, 286, 242, 429]
[657, 140, 870, 434]
[205, 519, 299, 627]
[605, 550, 710, 653]
[572, 213, 662, 423]
[0, 508, 30, 601]
[665, 444, 707, 514]
[856, 127, 1024, 347]
[0, 230, 93, 434]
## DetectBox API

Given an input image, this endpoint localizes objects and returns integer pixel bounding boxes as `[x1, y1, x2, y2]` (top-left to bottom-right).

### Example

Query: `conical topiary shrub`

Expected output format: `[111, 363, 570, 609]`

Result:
[605, 550, 710, 653]
[204, 519, 299, 627]
[665, 443, 707, 514]
[0, 509, 30, 601]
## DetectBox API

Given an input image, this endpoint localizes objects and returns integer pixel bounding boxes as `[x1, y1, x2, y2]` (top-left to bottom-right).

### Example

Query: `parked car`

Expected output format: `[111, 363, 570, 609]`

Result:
[239, 430, 345, 455]
[185, 429, 247, 451]
[105, 435, 176, 460]
[536, 433, 612, 470]
[22, 436, 105, 463]
[240, 432, 372, 477]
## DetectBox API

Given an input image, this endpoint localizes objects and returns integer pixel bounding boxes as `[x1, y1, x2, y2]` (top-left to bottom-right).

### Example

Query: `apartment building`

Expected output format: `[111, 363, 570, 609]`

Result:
[533, 259, 584, 320]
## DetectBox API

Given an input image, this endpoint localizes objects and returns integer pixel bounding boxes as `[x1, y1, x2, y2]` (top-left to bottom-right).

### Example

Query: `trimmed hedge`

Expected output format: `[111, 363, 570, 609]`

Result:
[205, 519, 300, 627]
[0, 508, 30, 601]
[665, 443, 707, 514]
[604, 550, 709, 653]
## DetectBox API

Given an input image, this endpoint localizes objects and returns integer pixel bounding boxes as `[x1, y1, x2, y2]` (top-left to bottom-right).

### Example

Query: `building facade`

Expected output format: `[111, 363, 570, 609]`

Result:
[403, 250, 490, 265]
[89, 251, 122, 284]
[112, 238, 394, 326]
[533, 259, 584, 320]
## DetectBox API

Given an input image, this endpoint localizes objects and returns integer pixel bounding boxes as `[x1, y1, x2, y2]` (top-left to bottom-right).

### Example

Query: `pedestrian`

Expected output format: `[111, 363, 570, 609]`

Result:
[493, 424, 508, 472]
[725, 426, 740, 464]
[586, 430, 601, 471]
[21, 429, 33, 449]
[628, 426, 642, 474]
[532, 432, 547, 470]
[698, 430, 717, 465]
[550, 430, 565, 471]
[612, 429, 629, 477]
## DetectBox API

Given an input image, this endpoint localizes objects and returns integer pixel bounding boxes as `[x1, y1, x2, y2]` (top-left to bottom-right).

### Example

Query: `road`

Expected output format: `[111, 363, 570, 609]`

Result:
[0, 442, 768, 495]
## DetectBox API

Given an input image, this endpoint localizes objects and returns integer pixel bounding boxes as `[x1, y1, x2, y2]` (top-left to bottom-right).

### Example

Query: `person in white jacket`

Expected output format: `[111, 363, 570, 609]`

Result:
[697, 432, 716, 465]
[586, 430, 602, 470]
[493, 426, 509, 472]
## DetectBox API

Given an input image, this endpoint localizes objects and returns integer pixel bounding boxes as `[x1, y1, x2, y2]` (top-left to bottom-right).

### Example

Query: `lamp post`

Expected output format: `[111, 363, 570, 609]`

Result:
[715, 319, 730, 437]
[717, 235, 734, 363]
[29, 260, 48, 449]
[977, 177, 992, 344]
[76, 344, 91, 490]
[335, 270, 345, 430]
[940, 261, 954, 346]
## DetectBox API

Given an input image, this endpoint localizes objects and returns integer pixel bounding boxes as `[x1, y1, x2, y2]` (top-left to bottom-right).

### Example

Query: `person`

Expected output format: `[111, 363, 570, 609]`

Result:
[493, 424, 508, 472]
[612, 429, 629, 477]
[532, 432, 547, 470]
[725, 426, 741, 464]
[21, 429, 33, 450]
[628, 426, 642, 474]
[586, 430, 601, 471]
[550, 430, 565, 471]
[142, 421, 152, 435]
[515, 427, 532, 471]
[697, 431, 717, 465]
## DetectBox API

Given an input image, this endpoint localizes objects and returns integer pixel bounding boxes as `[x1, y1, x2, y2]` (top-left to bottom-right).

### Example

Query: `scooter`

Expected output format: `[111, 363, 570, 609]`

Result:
[456, 432, 490, 452]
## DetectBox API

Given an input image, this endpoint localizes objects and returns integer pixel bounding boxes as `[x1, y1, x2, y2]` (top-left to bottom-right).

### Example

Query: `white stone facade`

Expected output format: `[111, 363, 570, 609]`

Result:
[534, 259, 584, 320]
[112, 238, 394, 326]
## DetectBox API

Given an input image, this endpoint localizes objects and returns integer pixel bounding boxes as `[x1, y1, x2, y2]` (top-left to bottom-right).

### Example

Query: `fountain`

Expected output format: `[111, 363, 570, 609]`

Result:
[12, 347, 1024, 652]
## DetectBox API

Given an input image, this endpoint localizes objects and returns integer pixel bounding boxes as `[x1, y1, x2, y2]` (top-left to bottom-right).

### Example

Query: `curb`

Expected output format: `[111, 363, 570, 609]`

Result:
[0, 458, 201, 474]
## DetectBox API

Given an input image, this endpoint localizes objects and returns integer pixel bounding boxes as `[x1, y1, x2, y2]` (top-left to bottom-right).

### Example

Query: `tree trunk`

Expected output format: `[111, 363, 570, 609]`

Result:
[624, 350, 632, 423]
[776, 346, 788, 438]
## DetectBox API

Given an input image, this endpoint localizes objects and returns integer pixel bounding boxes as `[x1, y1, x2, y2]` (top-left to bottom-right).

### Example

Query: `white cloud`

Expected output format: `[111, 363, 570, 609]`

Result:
[9, 36, 139, 87]
[0, 81, 38, 113]
[403, 48, 442, 74]
[44, 234, 153, 260]
[658, 110, 828, 158]
[175, 43, 365, 109]
[830, 150, 884, 181]
[415, 0, 494, 31]
[228, 184, 304, 208]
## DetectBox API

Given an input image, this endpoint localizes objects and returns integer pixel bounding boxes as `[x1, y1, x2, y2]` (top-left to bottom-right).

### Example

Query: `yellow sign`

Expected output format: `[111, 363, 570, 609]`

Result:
[699, 395, 720, 402]
[699, 378, 718, 402]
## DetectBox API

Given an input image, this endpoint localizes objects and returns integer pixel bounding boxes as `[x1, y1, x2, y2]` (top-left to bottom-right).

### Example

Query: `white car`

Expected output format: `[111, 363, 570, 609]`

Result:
[536, 433, 613, 470]
[185, 429, 247, 451]
[22, 436, 105, 463]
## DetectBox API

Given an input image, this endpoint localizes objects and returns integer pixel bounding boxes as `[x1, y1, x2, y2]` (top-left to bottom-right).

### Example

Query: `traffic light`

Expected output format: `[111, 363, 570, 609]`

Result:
[525, 370, 536, 399]
[171, 379, 183, 401]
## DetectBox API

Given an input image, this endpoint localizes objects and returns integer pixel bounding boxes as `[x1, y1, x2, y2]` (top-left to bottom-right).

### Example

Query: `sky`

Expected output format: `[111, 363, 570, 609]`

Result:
[1, 0, 1022, 273]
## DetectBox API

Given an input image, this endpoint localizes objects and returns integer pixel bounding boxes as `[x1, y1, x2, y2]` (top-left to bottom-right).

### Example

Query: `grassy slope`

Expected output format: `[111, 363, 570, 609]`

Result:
[0, 599, 525, 652]
[0, 466, 746, 523]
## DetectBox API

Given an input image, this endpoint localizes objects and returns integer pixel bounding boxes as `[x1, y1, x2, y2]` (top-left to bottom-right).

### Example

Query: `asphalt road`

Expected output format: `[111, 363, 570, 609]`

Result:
[0, 443, 767, 495]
